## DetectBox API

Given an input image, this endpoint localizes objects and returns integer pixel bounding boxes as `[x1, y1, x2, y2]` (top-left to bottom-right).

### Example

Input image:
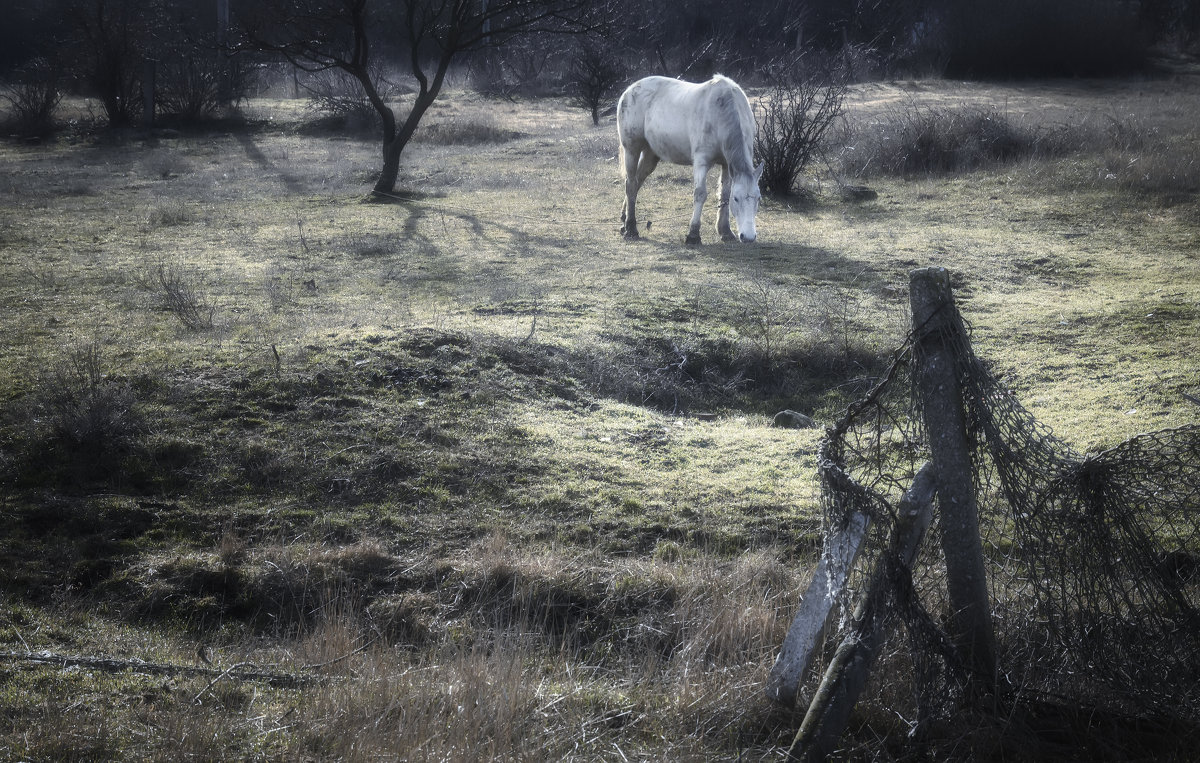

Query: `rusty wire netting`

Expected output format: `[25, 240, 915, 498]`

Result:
[816, 306, 1200, 731]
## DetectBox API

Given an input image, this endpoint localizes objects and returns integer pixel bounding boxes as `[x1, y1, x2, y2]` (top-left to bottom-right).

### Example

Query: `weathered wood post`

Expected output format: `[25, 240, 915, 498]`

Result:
[908, 267, 996, 690]
[787, 463, 938, 761]
[766, 507, 872, 707]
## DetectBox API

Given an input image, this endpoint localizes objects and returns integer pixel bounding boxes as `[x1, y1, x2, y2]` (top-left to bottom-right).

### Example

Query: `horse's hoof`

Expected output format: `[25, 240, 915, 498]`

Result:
[720, 233, 737, 242]
[685, 233, 701, 246]
[623, 230, 639, 240]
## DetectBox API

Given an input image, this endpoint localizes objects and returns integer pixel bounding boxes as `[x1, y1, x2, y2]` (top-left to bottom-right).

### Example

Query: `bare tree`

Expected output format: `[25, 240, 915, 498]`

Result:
[66, 0, 159, 127]
[240, 0, 601, 196]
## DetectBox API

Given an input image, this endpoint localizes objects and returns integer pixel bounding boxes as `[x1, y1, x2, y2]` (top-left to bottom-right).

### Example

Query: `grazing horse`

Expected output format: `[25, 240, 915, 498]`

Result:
[617, 75, 764, 244]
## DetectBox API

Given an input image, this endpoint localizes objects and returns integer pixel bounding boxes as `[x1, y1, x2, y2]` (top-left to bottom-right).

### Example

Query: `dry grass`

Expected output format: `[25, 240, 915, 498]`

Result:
[1, 73, 1199, 758]
[0, 541, 804, 760]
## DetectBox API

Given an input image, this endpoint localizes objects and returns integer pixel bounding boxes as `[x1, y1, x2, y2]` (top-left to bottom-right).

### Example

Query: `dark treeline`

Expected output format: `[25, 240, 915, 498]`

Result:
[600, 0, 1200, 79]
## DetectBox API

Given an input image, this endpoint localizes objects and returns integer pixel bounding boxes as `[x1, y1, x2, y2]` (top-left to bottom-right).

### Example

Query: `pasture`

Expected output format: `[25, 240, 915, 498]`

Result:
[1, 72, 1199, 759]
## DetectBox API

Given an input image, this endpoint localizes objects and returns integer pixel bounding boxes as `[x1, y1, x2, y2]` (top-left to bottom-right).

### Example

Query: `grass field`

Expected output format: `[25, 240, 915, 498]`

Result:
[1, 70, 1198, 759]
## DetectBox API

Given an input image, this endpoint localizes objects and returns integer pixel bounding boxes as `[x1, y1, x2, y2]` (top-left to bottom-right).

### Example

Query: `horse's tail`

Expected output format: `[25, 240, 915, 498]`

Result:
[619, 141, 628, 182]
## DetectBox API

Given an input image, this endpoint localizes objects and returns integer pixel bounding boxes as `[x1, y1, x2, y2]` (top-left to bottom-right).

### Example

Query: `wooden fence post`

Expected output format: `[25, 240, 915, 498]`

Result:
[766, 508, 872, 707]
[787, 463, 938, 761]
[908, 267, 996, 690]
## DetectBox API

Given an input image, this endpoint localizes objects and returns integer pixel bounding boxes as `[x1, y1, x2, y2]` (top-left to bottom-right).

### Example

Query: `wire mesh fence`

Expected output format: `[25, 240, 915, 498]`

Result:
[813, 279, 1200, 752]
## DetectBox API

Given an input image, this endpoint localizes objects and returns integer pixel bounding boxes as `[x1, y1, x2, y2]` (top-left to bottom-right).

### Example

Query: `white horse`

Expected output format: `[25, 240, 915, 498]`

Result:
[617, 75, 764, 244]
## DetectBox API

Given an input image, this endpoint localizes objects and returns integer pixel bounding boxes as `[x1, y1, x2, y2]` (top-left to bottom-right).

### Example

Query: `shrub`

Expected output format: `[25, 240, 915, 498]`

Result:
[754, 61, 847, 196]
[569, 41, 624, 126]
[152, 263, 215, 331]
[157, 55, 248, 121]
[19, 344, 145, 485]
[1, 58, 61, 138]
[67, 0, 151, 127]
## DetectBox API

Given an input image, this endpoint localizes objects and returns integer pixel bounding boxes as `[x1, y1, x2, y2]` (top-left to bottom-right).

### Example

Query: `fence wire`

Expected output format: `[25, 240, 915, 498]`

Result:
[817, 308, 1200, 731]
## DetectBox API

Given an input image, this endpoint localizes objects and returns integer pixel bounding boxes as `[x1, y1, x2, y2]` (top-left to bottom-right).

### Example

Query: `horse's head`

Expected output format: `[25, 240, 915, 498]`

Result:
[731, 163, 764, 242]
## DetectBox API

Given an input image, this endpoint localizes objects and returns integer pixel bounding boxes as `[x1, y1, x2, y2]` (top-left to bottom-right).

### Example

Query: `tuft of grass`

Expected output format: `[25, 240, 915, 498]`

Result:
[1095, 134, 1200, 202]
[843, 100, 1200, 209]
[151, 263, 215, 330]
[415, 114, 522, 145]
[10, 343, 145, 487]
[144, 200, 198, 227]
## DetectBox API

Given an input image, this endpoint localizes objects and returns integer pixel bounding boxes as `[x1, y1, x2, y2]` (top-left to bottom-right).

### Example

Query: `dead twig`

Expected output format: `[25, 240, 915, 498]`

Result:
[194, 661, 263, 704]
[300, 638, 377, 671]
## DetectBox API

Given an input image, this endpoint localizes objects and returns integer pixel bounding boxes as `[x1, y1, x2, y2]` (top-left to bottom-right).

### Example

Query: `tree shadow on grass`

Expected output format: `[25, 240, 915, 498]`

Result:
[235, 132, 309, 196]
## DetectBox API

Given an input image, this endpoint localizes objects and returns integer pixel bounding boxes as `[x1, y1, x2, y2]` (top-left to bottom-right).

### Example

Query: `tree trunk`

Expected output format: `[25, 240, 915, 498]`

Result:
[373, 137, 404, 196]
[369, 53, 452, 196]
[372, 92, 433, 196]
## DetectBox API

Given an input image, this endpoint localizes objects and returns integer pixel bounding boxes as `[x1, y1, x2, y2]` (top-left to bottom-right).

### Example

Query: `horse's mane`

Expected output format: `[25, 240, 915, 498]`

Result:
[711, 76, 755, 178]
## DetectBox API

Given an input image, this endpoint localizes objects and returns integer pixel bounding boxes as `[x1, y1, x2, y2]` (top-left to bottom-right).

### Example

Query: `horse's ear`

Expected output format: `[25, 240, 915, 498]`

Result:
[753, 162, 764, 182]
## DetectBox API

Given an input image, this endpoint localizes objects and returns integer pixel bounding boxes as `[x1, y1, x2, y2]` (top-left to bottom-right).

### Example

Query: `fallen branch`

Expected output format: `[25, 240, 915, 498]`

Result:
[0, 650, 316, 688]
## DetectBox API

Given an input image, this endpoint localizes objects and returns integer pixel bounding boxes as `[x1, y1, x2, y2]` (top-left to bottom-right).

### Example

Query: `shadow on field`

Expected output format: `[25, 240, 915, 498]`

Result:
[611, 224, 891, 287]
[725, 241, 896, 294]
[235, 132, 308, 196]
[384, 194, 578, 261]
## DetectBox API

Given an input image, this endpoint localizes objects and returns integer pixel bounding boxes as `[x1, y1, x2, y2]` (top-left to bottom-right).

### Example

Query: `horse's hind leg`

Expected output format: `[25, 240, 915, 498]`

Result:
[620, 144, 629, 223]
[717, 164, 736, 242]
[622, 147, 658, 239]
[621, 143, 642, 238]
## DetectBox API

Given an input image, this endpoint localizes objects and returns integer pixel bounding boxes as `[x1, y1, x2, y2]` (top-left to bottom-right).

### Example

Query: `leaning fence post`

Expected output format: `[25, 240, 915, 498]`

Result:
[766, 507, 872, 707]
[908, 267, 996, 690]
[787, 463, 938, 761]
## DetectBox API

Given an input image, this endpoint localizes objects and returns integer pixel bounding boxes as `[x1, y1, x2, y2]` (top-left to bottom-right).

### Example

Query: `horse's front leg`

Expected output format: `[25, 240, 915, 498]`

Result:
[717, 164, 736, 242]
[686, 161, 709, 246]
